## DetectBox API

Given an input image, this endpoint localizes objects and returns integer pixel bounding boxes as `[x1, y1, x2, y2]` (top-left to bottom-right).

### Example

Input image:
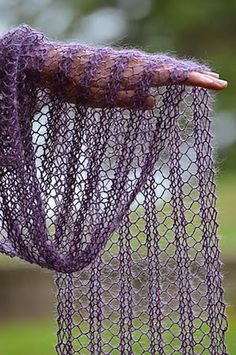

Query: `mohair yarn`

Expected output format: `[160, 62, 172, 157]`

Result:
[0, 25, 227, 354]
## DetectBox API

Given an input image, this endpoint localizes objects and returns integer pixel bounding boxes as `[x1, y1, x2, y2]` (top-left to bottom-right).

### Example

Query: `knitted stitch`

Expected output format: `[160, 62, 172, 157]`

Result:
[0, 25, 228, 354]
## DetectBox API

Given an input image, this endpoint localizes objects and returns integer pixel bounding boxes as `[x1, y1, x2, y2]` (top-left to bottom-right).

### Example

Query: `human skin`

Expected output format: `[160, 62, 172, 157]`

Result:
[39, 48, 227, 109]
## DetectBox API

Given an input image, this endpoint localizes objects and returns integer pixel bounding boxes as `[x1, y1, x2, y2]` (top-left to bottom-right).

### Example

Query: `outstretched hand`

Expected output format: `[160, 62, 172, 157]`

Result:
[187, 71, 227, 90]
[40, 49, 228, 109]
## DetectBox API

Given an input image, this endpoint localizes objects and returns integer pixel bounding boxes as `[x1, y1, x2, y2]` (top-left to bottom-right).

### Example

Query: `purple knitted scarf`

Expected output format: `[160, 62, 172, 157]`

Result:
[0, 25, 228, 354]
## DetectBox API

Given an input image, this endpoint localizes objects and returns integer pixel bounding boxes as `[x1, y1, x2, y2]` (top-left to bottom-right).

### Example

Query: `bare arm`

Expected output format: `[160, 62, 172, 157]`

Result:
[39, 48, 227, 109]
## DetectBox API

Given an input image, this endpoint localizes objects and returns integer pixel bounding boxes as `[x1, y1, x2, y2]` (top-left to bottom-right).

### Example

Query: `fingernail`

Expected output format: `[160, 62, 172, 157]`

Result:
[203, 71, 220, 78]
[216, 79, 228, 88]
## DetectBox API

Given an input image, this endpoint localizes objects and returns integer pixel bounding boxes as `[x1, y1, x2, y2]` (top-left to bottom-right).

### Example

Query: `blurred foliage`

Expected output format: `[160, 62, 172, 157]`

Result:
[217, 172, 236, 260]
[125, 0, 236, 113]
[1, 0, 235, 168]
[0, 311, 236, 354]
[2, 0, 235, 113]
[218, 143, 236, 173]
[0, 2, 235, 353]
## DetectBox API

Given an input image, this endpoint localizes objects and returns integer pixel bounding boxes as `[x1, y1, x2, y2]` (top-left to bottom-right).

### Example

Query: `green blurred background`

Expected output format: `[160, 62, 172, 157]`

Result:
[0, 0, 235, 354]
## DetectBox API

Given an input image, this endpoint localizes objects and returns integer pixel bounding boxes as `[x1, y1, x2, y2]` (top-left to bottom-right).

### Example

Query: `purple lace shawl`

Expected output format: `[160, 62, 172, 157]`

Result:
[0, 25, 228, 354]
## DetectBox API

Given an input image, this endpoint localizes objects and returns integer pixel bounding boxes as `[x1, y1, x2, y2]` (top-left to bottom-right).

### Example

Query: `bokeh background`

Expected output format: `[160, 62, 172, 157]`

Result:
[0, 0, 235, 354]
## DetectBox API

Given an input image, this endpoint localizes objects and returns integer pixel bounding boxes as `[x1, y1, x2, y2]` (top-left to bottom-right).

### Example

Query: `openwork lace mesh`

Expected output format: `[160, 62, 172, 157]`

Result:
[0, 25, 228, 354]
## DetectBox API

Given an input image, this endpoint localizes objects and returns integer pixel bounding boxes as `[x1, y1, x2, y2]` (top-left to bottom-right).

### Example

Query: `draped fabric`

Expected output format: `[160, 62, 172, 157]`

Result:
[0, 25, 228, 354]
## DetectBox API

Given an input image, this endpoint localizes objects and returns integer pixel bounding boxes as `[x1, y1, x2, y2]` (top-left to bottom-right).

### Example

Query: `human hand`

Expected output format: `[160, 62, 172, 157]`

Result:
[40, 48, 228, 109]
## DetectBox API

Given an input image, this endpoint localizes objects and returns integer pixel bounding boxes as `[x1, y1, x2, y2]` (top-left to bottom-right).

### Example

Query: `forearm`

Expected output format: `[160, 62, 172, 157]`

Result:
[3, 25, 227, 109]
